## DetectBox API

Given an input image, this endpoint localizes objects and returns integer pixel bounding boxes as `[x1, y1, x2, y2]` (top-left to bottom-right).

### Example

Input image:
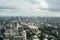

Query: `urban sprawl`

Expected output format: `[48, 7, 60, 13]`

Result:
[0, 16, 60, 40]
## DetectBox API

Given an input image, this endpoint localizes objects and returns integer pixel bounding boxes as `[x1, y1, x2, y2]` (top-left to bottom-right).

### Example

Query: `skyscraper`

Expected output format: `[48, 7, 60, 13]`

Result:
[22, 31, 27, 40]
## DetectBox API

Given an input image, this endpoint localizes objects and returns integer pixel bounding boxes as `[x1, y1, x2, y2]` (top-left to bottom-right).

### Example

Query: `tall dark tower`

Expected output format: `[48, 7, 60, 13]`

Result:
[0, 35, 3, 40]
[57, 23, 60, 40]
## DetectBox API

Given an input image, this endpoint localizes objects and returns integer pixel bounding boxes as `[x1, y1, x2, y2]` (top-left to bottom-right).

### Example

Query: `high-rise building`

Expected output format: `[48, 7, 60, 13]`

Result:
[0, 35, 3, 40]
[13, 36, 22, 40]
[31, 35, 39, 40]
[22, 31, 27, 40]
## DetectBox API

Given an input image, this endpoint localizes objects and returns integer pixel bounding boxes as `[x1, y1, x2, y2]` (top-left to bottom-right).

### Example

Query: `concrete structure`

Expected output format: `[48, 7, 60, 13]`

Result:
[22, 31, 27, 40]
[13, 36, 22, 40]
[31, 35, 39, 40]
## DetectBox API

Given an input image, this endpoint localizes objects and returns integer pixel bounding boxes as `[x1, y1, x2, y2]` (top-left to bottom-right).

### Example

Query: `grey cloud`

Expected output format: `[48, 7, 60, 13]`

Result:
[29, 0, 60, 11]
[28, 0, 40, 4]
[37, 7, 60, 12]
[48, 8, 60, 11]
[0, 6, 16, 9]
[45, 0, 60, 11]
[0, 0, 60, 16]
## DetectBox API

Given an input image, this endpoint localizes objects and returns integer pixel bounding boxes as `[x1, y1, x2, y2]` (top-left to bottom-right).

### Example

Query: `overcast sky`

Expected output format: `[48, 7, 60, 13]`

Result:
[0, 0, 60, 17]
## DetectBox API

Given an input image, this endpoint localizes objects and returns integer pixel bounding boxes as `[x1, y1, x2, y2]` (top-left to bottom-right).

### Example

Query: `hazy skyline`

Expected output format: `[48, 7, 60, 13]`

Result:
[0, 0, 60, 17]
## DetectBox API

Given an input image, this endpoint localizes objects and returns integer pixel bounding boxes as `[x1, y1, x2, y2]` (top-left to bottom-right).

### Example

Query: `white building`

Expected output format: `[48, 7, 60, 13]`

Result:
[28, 25, 40, 34]
[43, 38, 48, 40]
[22, 31, 27, 40]
[31, 35, 39, 40]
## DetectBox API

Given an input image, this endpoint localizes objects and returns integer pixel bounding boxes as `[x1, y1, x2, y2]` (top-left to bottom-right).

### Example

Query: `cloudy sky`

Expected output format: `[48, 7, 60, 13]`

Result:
[0, 0, 60, 17]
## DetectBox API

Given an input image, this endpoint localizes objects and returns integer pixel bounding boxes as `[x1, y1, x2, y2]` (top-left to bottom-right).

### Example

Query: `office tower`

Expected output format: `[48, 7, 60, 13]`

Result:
[22, 31, 27, 40]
